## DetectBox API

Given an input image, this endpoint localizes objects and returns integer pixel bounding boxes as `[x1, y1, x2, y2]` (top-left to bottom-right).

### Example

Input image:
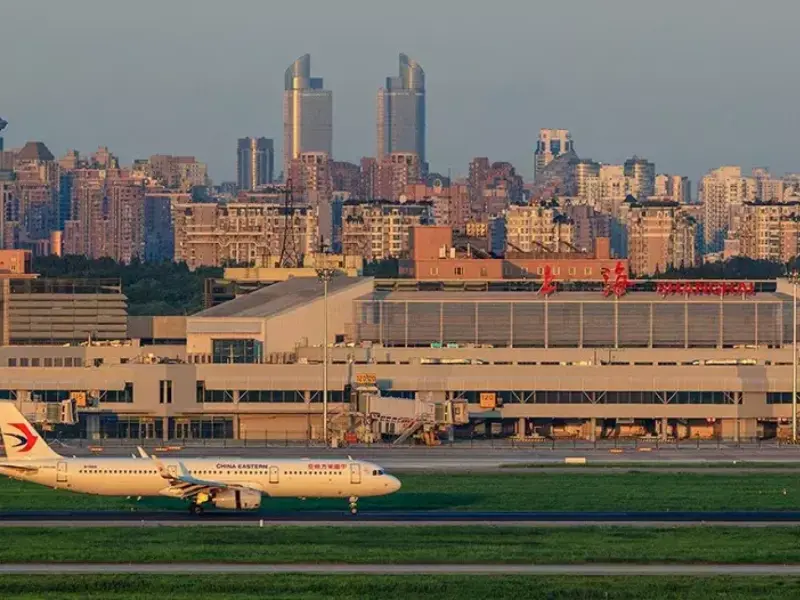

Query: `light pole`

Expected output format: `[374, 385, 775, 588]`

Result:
[792, 271, 799, 442]
[316, 257, 336, 447]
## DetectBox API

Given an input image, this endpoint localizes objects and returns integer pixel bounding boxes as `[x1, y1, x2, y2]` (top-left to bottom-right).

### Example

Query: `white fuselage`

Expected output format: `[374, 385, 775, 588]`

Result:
[0, 457, 400, 499]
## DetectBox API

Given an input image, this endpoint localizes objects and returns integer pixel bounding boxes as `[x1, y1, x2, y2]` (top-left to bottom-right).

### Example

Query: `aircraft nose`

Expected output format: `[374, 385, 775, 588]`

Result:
[387, 475, 402, 493]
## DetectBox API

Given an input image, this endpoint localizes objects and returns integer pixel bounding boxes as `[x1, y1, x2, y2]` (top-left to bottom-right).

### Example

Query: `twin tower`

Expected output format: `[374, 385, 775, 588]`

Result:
[283, 53, 426, 171]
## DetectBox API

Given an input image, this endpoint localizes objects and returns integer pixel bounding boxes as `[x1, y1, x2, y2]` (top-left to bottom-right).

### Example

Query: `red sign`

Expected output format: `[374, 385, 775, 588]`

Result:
[601, 261, 631, 298]
[308, 463, 346, 471]
[656, 281, 756, 297]
[538, 264, 556, 296]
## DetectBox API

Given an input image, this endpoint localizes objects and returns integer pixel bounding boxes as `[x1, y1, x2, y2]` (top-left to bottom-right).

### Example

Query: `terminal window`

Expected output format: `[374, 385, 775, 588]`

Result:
[212, 339, 263, 364]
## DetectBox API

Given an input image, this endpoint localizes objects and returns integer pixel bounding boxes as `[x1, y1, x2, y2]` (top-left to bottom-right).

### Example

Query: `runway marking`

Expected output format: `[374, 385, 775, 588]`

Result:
[3, 520, 800, 528]
[5, 510, 800, 527]
[3, 563, 800, 575]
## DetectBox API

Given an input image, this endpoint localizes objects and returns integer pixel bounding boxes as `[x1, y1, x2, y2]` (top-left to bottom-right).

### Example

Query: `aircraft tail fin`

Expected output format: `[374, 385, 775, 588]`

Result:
[0, 402, 62, 461]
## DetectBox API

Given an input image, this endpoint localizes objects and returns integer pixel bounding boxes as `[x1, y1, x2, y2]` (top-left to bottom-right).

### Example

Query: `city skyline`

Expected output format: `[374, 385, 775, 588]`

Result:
[3, 1, 800, 184]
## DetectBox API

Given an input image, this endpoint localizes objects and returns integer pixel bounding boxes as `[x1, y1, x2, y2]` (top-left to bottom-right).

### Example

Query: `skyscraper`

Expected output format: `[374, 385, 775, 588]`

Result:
[283, 54, 333, 174]
[534, 129, 573, 181]
[237, 138, 274, 191]
[377, 54, 426, 165]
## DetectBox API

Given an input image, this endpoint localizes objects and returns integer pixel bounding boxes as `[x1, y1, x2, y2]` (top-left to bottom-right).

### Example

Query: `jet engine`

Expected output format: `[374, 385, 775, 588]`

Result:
[211, 489, 262, 510]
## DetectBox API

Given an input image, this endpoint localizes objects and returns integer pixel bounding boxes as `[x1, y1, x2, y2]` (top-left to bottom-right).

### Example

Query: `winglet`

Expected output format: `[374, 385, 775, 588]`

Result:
[136, 446, 149, 459]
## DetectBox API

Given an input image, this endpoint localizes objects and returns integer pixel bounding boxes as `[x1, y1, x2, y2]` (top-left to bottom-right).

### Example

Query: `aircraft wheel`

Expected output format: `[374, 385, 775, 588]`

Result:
[189, 503, 204, 516]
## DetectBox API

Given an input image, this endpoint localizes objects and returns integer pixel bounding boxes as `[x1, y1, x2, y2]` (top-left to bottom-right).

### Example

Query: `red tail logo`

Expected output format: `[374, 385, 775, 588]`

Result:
[4, 423, 38, 453]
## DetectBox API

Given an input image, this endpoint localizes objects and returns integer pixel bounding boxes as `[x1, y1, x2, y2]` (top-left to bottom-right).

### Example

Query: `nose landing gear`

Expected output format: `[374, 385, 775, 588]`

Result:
[348, 496, 359, 515]
[189, 502, 205, 516]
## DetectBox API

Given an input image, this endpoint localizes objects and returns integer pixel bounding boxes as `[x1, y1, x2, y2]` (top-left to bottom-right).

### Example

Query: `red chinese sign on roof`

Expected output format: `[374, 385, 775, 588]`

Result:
[601, 261, 631, 298]
[656, 281, 756, 297]
[538, 264, 556, 296]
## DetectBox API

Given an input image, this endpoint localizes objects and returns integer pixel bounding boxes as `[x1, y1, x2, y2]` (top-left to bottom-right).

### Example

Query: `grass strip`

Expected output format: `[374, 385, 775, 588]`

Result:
[3, 472, 800, 512]
[1, 574, 800, 599]
[499, 461, 800, 469]
[1, 526, 800, 564]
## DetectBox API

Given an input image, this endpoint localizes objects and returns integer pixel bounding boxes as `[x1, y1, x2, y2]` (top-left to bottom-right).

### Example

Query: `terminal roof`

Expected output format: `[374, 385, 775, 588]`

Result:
[196, 276, 370, 318]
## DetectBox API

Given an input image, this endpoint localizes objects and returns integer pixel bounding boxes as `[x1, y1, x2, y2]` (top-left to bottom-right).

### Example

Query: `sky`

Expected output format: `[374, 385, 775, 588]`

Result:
[2, 0, 800, 188]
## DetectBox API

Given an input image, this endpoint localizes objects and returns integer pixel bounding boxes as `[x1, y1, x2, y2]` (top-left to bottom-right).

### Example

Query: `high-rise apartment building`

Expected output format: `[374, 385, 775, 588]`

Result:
[172, 201, 318, 269]
[144, 192, 184, 262]
[623, 156, 656, 199]
[534, 129, 573, 181]
[623, 200, 697, 276]
[597, 165, 633, 214]
[63, 177, 146, 263]
[751, 168, 786, 203]
[330, 161, 361, 197]
[377, 54, 426, 165]
[377, 152, 422, 201]
[572, 159, 601, 203]
[289, 152, 333, 207]
[467, 158, 524, 218]
[654, 174, 691, 204]
[359, 157, 379, 200]
[403, 182, 470, 233]
[504, 203, 575, 254]
[283, 54, 333, 173]
[341, 200, 433, 261]
[0, 173, 14, 249]
[700, 166, 756, 252]
[106, 181, 146, 264]
[737, 201, 800, 263]
[237, 138, 274, 191]
[145, 155, 208, 191]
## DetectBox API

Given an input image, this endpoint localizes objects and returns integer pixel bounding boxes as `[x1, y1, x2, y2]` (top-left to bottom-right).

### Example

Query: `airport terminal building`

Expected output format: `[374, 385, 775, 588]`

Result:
[1, 275, 800, 442]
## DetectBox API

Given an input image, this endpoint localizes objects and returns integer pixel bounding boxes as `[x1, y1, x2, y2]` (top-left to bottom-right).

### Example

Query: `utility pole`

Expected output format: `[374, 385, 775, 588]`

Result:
[316, 251, 337, 447]
[792, 271, 799, 442]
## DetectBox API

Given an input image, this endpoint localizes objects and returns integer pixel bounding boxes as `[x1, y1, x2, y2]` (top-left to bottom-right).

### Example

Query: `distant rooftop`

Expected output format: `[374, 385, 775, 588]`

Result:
[195, 276, 371, 319]
[16, 141, 54, 162]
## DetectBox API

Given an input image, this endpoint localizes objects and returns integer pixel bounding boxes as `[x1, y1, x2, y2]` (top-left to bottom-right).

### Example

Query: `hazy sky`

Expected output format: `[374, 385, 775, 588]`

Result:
[3, 0, 800, 187]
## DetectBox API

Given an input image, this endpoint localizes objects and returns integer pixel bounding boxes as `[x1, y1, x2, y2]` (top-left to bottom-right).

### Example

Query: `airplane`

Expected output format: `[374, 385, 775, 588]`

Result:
[0, 403, 401, 515]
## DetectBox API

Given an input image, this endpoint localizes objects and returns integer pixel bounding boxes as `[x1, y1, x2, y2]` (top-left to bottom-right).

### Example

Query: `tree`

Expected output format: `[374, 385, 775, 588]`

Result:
[32, 256, 223, 316]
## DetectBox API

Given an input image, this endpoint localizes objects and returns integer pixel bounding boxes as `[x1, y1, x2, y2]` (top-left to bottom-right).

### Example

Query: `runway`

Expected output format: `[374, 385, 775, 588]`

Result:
[2, 563, 800, 575]
[4, 510, 800, 527]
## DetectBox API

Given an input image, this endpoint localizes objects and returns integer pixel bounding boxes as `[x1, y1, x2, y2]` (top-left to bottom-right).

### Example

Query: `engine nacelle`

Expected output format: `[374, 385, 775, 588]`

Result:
[211, 489, 262, 511]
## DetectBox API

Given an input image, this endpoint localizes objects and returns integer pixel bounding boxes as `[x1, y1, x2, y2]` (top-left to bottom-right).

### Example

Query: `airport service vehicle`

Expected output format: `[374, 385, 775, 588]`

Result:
[0, 403, 400, 515]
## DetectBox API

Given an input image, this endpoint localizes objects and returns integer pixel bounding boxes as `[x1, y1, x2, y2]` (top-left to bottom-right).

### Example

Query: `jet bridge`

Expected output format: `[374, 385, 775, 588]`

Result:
[331, 377, 469, 445]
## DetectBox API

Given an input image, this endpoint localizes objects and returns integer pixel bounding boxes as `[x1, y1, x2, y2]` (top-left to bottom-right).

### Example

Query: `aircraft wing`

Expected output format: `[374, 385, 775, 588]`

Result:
[155, 459, 257, 499]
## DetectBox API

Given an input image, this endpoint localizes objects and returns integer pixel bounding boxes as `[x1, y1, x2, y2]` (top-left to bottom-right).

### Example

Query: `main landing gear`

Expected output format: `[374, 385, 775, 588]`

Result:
[348, 496, 359, 515]
[189, 502, 205, 516]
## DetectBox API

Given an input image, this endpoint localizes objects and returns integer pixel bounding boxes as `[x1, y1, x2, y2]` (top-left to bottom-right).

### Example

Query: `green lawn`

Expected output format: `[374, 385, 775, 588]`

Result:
[499, 461, 800, 469]
[0, 575, 799, 600]
[2, 471, 800, 512]
[3, 526, 800, 564]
